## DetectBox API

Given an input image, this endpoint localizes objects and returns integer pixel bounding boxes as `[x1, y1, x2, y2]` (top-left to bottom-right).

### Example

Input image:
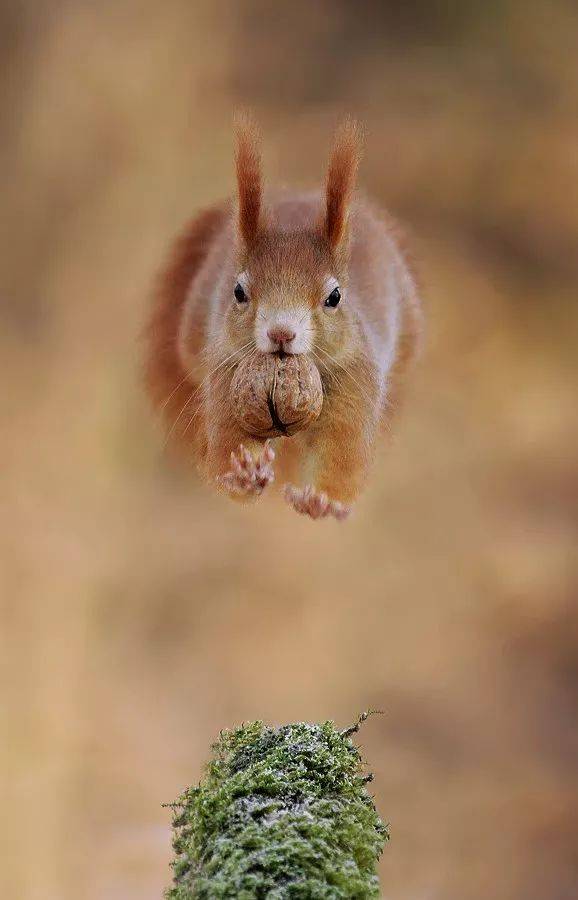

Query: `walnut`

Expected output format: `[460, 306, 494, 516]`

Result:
[231, 353, 323, 438]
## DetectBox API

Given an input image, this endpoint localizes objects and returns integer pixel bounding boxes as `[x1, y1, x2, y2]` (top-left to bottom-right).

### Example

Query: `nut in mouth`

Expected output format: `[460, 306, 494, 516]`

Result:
[231, 352, 323, 439]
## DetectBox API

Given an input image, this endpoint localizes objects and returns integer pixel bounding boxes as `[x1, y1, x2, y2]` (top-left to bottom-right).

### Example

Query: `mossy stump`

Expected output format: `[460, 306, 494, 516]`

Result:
[166, 719, 388, 899]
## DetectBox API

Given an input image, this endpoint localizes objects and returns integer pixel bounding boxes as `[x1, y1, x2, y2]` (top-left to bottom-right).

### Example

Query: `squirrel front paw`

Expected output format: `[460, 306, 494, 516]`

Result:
[218, 441, 275, 499]
[284, 484, 350, 521]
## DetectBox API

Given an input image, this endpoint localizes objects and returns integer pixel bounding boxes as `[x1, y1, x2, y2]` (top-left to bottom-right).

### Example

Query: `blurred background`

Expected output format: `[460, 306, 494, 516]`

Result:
[1, 1, 577, 898]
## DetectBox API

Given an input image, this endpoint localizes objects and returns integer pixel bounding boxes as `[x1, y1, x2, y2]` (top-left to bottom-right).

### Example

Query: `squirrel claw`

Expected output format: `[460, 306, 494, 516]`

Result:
[284, 484, 350, 521]
[218, 440, 275, 498]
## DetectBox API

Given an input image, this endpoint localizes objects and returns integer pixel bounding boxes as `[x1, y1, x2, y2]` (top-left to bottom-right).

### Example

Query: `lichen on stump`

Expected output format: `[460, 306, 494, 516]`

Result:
[231, 354, 323, 439]
[165, 719, 388, 899]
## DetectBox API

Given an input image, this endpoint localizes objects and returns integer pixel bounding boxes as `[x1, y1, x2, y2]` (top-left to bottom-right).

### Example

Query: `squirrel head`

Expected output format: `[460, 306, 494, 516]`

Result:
[224, 115, 362, 364]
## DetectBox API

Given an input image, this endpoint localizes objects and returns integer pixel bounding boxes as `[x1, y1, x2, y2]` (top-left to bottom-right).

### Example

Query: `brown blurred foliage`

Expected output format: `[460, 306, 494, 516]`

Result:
[1, 1, 577, 898]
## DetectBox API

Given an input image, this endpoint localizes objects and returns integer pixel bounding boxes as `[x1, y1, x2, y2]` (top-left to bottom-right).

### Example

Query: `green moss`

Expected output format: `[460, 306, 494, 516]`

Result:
[165, 718, 388, 899]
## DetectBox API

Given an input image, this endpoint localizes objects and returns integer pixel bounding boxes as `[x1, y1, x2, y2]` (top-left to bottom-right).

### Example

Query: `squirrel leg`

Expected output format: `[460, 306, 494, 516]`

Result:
[284, 483, 350, 521]
[197, 377, 275, 503]
[284, 381, 378, 521]
[217, 439, 275, 500]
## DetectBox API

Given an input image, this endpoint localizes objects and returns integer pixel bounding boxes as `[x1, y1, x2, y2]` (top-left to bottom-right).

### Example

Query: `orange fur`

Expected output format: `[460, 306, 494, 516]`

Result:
[324, 118, 361, 255]
[144, 205, 227, 451]
[144, 119, 422, 519]
[234, 113, 263, 251]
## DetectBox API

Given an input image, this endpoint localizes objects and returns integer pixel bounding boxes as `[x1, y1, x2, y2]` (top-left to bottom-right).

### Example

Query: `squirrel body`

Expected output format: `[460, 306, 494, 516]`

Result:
[145, 120, 422, 519]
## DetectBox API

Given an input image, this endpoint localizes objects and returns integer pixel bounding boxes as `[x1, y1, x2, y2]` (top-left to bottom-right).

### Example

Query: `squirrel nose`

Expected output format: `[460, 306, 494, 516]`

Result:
[267, 325, 296, 347]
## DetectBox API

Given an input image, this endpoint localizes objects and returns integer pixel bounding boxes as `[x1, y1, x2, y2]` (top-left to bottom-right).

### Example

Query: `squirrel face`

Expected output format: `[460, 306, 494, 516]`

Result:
[220, 114, 361, 366]
[223, 228, 355, 363]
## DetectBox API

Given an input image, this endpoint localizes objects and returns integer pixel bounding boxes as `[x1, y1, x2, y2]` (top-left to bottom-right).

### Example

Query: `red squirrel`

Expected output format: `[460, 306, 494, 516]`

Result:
[145, 117, 422, 520]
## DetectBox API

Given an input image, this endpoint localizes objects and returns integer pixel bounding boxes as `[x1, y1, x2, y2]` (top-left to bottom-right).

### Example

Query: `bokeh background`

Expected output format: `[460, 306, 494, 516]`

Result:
[2, 1, 577, 898]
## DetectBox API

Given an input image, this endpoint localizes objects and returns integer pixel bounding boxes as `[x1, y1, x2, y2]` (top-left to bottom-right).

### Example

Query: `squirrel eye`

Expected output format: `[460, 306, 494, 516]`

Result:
[324, 286, 341, 308]
[234, 283, 248, 303]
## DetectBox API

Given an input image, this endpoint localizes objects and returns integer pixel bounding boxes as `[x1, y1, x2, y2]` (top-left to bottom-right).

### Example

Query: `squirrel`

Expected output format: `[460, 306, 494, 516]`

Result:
[145, 116, 422, 520]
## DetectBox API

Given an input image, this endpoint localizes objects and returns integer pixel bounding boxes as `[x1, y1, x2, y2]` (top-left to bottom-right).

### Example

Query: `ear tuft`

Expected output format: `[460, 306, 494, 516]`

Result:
[234, 111, 262, 249]
[324, 118, 362, 251]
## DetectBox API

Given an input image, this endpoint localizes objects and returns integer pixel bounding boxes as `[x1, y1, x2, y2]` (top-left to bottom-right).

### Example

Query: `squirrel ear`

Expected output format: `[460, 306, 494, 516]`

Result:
[234, 112, 263, 249]
[323, 118, 361, 252]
